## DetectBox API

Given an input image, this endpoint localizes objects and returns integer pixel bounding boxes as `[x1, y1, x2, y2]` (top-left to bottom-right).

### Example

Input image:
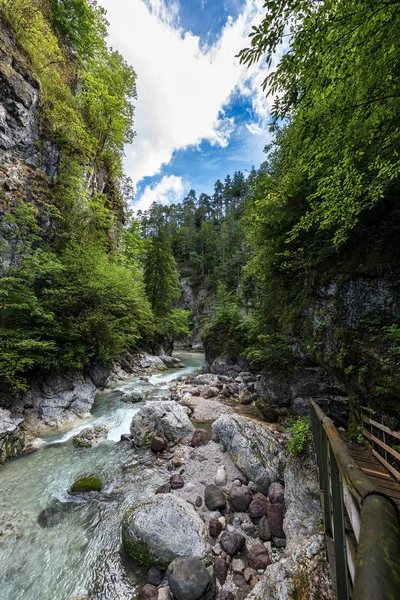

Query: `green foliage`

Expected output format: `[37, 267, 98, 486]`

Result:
[285, 416, 312, 457]
[345, 423, 365, 445]
[243, 333, 295, 374]
[48, 0, 107, 60]
[239, 0, 400, 249]
[0, 2, 154, 392]
[157, 309, 190, 343]
[0, 202, 154, 390]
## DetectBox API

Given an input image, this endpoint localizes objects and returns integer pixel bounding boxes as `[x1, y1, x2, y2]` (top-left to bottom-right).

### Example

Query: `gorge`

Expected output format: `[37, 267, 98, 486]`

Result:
[0, 1, 399, 599]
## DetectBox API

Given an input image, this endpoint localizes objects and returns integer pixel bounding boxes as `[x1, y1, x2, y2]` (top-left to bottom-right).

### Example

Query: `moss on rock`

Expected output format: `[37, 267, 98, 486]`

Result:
[70, 475, 103, 493]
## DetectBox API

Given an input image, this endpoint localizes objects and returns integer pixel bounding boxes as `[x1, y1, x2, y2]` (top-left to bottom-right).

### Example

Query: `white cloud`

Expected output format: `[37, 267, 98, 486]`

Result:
[99, 0, 275, 189]
[135, 174, 189, 212]
[246, 122, 264, 136]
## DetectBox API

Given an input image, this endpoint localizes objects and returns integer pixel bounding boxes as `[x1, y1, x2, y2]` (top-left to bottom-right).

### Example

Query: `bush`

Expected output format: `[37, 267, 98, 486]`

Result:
[286, 416, 312, 457]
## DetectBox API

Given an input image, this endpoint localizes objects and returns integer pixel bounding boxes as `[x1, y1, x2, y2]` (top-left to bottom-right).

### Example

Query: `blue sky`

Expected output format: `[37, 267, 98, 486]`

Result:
[99, 0, 276, 210]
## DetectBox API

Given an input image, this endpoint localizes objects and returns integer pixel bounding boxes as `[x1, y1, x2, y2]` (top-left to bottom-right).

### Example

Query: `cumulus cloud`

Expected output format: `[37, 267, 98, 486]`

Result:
[135, 175, 189, 212]
[99, 0, 275, 189]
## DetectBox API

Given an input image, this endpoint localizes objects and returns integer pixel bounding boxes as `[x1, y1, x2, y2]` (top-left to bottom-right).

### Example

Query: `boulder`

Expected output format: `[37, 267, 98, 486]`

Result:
[204, 484, 226, 511]
[209, 518, 222, 538]
[170, 474, 184, 489]
[191, 429, 211, 447]
[122, 390, 143, 403]
[228, 486, 253, 512]
[220, 531, 246, 556]
[247, 543, 271, 570]
[249, 493, 269, 518]
[70, 475, 102, 493]
[258, 516, 271, 541]
[151, 434, 168, 452]
[268, 482, 285, 504]
[195, 374, 220, 386]
[158, 588, 172, 600]
[122, 494, 208, 567]
[130, 401, 194, 447]
[212, 415, 283, 495]
[147, 566, 164, 586]
[72, 425, 109, 448]
[145, 389, 172, 402]
[167, 557, 214, 600]
[266, 503, 286, 538]
[156, 483, 171, 494]
[137, 584, 159, 600]
[214, 556, 228, 584]
[37, 499, 77, 528]
[161, 355, 185, 369]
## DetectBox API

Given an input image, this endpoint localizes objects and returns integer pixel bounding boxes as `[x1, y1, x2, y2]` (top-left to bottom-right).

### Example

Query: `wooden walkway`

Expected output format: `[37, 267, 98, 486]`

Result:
[348, 444, 400, 510]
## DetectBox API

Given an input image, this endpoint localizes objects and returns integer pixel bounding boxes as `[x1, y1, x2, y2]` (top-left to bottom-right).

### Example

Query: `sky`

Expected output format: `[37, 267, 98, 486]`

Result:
[98, 0, 279, 212]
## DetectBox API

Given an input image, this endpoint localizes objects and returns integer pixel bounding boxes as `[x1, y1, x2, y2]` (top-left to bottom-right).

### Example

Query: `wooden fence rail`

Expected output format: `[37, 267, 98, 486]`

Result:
[311, 400, 400, 600]
[361, 406, 400, 481]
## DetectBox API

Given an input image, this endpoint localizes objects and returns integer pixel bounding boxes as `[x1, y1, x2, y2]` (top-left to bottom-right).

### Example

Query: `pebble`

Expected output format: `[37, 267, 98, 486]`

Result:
[170, 474, 184, 489]
[232, 517, 242, 526]
[195, 495, 203, 508]
[215, 466, 227, 486]
[226, 524, 235, 533]
[244, 567, 257, 583]
[272, 536, 286, 548]
[218, 516, 226, 529]
[232, 479, 242, 487]
[147, 566, 164, 586]
[209, 511, 222, 519]
[212, 543, 222, 555]
[214, 557, 228, 585]
[185, 483, 195, 492]
[231, 558, 246, 574]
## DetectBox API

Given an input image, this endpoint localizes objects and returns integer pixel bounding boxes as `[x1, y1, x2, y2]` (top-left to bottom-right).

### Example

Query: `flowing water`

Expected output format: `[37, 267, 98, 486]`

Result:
[0, 352, 204, 600]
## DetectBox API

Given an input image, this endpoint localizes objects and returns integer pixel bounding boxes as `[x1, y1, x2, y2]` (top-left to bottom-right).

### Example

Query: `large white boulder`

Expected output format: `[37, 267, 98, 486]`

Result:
[121, 493, 208, 567]
[212, 414, 284, 494]
[130, 401, 194, 446]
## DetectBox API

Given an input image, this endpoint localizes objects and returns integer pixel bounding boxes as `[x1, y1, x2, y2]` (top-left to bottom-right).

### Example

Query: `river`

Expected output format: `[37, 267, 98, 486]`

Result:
[0, 351, 204, 600]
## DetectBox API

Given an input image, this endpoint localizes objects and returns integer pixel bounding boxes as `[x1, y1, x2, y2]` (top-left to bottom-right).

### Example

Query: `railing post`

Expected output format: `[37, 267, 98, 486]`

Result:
[320, 423, 332, 536]
[330, 445, 350, 600]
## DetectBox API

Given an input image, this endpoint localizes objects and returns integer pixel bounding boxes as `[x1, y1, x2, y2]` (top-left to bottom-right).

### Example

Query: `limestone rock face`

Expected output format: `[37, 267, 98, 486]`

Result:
[283, 450, 321, 554]
[130, 401, 194, 447]
[212, 414, 284, 493]
[21, 370, 96, 427]
[0, 408, 24, 465]
[122, 494, 208, 568]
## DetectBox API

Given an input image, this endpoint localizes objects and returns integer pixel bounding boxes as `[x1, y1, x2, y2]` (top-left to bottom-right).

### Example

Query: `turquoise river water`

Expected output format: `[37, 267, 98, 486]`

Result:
[0, 352, 204, 600]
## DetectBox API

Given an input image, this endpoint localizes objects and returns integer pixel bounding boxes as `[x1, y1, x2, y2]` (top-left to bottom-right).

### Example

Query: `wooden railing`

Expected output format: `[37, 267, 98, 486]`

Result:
[361, 406, 400, 481]
[311, 400, 400, 600]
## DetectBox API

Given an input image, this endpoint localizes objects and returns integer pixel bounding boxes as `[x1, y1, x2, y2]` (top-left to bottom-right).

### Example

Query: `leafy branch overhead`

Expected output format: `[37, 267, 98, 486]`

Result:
[239, 0, 400, 248]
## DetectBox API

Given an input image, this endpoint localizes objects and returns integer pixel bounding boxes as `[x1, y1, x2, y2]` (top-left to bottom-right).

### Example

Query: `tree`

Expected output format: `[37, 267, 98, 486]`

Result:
[239, 0, 400, 248]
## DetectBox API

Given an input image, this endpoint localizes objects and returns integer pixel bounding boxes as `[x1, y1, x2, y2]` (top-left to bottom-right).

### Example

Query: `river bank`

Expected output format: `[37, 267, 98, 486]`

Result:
[0, 352, 332, 600]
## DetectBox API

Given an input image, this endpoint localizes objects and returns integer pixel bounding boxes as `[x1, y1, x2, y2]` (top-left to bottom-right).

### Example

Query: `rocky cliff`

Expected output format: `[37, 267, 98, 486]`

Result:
[203, 269, 400, 426]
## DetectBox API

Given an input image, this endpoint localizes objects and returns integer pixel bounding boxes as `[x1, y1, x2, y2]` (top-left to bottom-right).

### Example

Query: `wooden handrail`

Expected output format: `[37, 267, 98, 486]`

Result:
[310, 400, 400, 600]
